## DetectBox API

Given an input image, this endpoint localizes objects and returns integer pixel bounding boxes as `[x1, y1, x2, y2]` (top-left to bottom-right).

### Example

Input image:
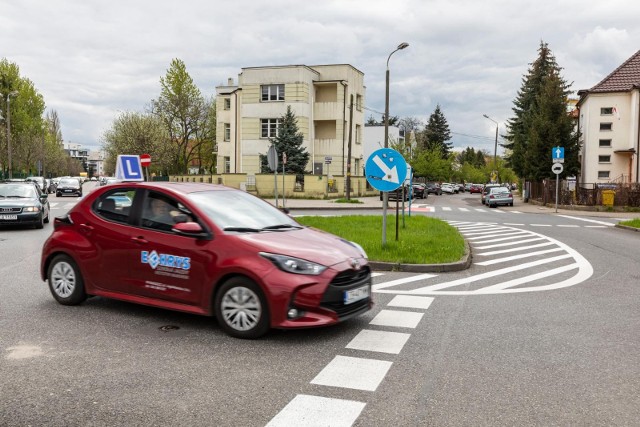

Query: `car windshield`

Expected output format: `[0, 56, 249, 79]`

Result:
[187, 190, 300, 231]
[0, 184, 38, 198]
[59, 178, 79, 186]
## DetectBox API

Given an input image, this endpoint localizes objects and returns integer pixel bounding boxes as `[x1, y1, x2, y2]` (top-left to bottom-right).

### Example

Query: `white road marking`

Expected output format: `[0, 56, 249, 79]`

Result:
[369, 310, 424, 328]
[372, 273, 438, 291]
[461, 227, 511, 236]
[503, 223, 525, 226]
[346, 330, 411, 354]
[475, 247, 564, 266]
[474, 237, 545, 249]
[585, 225, 607, 228]
[557, 215, 615, 226]
[466, 232, 531, 243]
[475, 208, 487, 212]
[266, 394, 366, 427]
[477, 263, 580, 293]
[310, 356, 393, 391]
[387, 295, 434, 310]
[557, 225, 580, 228]
[530, 224, 552, 227]
[459, 208, 470, 212]
[476, 241, 555, 256]
[442, 207, 452, 211]
[511, 211, 523, 214]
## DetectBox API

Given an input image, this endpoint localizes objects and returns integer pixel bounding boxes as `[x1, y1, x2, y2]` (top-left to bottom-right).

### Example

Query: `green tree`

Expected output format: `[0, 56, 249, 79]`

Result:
[412, 147, 453, 181]
[503, 42, 579, 180]
[150, 58, 214, 174]
[420, 104, 452, 158]
[260, 106, 310, 174]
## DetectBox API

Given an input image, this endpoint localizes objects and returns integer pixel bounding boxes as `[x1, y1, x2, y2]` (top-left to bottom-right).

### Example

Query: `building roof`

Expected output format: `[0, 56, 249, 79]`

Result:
[583, 50, 640, 94]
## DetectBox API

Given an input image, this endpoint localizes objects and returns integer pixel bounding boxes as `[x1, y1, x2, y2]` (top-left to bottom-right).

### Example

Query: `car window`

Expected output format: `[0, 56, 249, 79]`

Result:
[94, 189, 137, 224]
[0, 184, 38, 199]
[141, 191, 194, 232]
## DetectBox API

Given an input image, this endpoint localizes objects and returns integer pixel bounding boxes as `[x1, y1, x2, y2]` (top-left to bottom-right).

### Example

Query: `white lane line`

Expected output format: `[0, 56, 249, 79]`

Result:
[475, 263, 580, 293]
[476, 242, 555, 256]
[377, 254, 573, 294]
[475, 247, 565, 266]
[310, 356, 393, 391]
[511, 211, 523, 214]
[493, 209, 507, 213]
[557, 215, 615, 226]
[387, 295, 434, 309]
[266, 394, 366, 427]
[557, 225, 580, 228]
[371, 272, 385, 277]
[503, 223, 525, 226]
[456, 225, 495, 231]
[531, 224, 552, 227]
[461, 227, 511, 236]
[475, 208, 488, 212]
[585, 225, 607, 228]
[372, 273, 438, 291]
[442, 207, 452, 211]
[474, 237, 545, 249]
[369, 310, 424, 328]
[346, 330, 411, 354]
[458, 207, 470, 212]
[466, 232, 532, 242]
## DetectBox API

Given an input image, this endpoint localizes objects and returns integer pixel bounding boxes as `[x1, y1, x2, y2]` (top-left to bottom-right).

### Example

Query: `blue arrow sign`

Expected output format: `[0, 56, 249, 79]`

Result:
[115, 155, 144, 181]
[552, 146, 565, 160]
[365, 148, 407, 192]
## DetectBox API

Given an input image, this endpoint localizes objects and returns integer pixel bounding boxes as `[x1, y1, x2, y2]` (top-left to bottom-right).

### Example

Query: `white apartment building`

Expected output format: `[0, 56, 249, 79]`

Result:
[215, 64, 365, 176]
[577, 50, 640, 183]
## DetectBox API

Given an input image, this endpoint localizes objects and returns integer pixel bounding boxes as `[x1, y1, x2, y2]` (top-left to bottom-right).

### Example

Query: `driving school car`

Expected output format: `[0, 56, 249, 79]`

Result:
[41, 182, 371, 339]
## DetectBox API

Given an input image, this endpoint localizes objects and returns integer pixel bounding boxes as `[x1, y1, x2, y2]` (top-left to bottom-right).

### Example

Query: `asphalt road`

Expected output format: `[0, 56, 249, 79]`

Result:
[1, 188, 639, 426]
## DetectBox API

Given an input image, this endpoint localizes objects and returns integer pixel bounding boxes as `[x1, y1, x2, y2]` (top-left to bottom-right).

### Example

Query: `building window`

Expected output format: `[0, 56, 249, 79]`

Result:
[356, 94, 363, 112]
[600, 122, 612, 131]
[598, 155, 611, 163]
[355, 124, 362, 144]
[598, 171, 610, 179]
[224, 98, 231, 110]
[599, 139, 612, 147]
[224, 123, 230, 141]
[600, 107, 613, 115]
[224, 156, 231, 173]
[261, 84, 285, 102]
[261, 118, 281, 138]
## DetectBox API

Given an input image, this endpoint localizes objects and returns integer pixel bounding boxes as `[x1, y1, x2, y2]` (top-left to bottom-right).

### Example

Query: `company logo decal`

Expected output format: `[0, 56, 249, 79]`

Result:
[141, 250, 191, 270]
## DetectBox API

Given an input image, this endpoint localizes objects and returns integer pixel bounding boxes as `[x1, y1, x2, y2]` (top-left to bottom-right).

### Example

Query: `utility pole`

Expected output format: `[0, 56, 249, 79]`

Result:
[346, 94, 354, 200]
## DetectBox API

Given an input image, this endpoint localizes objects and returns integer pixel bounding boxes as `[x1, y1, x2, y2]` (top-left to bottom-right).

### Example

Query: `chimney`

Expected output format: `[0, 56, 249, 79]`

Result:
[228, 78, 234, 86]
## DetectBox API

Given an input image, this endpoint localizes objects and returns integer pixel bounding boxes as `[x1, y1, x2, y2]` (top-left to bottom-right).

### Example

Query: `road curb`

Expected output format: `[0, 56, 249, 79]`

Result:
[368, 240, 472, 272]
[614, 224, 640, 232]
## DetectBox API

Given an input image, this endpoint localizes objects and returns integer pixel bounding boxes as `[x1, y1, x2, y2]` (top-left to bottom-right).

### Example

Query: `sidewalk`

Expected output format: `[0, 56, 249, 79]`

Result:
[264, 195, 640, 219]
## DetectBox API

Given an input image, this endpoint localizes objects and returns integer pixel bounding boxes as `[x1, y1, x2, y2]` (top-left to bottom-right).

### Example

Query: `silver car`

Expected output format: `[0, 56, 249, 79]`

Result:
[486, 186, 514, 207]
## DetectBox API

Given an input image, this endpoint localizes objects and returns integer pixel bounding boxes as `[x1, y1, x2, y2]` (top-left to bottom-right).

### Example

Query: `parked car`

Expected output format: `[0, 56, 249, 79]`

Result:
[0, 181, 50, 229]
[486, 186, 514, 207]
[425, 182, 442, 195]
[26, 176, 47, 193]
[412, 183, 427, 199]
[40, 182, 371, 339]
[441, 183, 457, 194]
[56, 177, 83, 197]
[380, 185, 412, 201]
[469, 184, 483, 194]
[481, 184, 501, 204]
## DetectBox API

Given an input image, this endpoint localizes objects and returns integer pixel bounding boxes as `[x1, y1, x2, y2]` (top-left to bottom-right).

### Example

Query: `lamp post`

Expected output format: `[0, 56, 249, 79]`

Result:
[5, 90, 19, 179]
[483, 114, 499, 183]
[382, 42, 409, 245]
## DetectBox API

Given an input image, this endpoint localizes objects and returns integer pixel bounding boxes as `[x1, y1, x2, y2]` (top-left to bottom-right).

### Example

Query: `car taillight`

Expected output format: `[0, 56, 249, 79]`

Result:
[53, 214, 74, 230]
[489, 195, 494, 199]
[508, 193, 512, 198]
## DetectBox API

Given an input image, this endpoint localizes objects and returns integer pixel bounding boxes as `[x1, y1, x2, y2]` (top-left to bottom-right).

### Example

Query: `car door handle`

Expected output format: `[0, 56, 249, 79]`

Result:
[79, 223, 94, 233]
[131, 236, 149, 244]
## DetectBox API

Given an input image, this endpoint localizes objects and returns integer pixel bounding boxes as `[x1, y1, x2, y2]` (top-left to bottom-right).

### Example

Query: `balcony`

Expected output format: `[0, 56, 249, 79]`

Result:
[314, 102, 340, 121]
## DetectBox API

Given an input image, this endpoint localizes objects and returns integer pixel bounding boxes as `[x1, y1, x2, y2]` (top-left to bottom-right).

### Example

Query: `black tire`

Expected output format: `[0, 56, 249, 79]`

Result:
[510, 202, 514, 207]
[47, 254, 87, 305]
[56, 192, 61, 197]
[35, 213, 44, 229]
[214, 277, 270, 339]
[44, 208, 50, 223]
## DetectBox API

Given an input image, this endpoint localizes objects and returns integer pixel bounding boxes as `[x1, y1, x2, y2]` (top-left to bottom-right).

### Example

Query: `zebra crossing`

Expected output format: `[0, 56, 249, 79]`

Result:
[48, 201, 80, 210]
[372, 220, 594, 296]
[407, 204, 522, 214]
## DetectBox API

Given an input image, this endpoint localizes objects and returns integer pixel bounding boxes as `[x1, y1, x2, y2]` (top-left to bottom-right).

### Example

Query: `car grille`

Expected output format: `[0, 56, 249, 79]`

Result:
[320, 266, 372, 319]
[0, 207, 21, 213]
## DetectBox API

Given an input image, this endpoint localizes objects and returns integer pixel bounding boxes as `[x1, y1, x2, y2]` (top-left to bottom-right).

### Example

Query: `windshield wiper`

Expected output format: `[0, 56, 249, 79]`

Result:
[261, 224, 303, 231]
[6, 195, 29, 198]
[223, 226, 262, 233]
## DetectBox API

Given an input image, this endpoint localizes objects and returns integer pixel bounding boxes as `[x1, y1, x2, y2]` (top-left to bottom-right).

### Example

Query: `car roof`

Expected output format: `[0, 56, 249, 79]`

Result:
[107, 181, 233, 196]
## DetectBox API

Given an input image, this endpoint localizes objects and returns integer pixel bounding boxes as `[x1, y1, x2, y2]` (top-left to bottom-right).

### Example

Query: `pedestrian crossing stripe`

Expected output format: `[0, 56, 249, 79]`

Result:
[407, 205, 522, 214]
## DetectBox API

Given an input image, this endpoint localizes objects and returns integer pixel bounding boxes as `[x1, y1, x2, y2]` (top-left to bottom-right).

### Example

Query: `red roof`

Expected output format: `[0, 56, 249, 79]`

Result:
[584, 50, 640, 93]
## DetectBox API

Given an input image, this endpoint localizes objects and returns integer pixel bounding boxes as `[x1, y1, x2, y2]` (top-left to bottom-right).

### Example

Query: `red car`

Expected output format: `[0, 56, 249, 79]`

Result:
[469, 184, 483, 194]
[41, 182, 371, 339]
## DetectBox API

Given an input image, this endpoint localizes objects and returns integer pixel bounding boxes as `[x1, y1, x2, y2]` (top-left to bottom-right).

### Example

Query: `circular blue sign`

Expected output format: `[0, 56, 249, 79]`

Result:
[365, 148, 407, 192]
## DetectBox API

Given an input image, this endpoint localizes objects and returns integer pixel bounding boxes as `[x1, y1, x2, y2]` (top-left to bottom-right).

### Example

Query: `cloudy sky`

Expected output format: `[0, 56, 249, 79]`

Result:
[2, 0, 640, 154]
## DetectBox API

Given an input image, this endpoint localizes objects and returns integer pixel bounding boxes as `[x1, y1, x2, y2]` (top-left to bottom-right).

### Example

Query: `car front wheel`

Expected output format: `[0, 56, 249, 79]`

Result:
[47, 254, 87, 305]
[215, 278, 270, 339]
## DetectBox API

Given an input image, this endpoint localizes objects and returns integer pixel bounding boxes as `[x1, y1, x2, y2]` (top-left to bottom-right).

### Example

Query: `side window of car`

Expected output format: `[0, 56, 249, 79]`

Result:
[94, 189, 136, 224]
[141, 192, 194, 232]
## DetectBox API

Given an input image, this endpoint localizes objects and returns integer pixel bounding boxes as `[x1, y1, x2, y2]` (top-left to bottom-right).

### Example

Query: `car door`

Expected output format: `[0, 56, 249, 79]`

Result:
[128, 190, 212, 306]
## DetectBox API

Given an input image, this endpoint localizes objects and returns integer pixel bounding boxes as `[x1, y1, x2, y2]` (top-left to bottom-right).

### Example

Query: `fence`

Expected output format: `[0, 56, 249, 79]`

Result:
[527, 180, 640, 207]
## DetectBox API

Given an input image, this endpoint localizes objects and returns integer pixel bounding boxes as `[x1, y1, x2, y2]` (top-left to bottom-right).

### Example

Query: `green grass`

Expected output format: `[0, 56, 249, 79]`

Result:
[619, 218, 640, 228]
[296, 215, 465, 264]
[333, 198, 364, 204]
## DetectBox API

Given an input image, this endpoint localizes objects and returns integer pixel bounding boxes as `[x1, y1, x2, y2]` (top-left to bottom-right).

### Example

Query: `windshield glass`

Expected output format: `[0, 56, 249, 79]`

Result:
[0, 184, 38, 198]
[187, 190, 299, 230]
[59, 178, 79, 187]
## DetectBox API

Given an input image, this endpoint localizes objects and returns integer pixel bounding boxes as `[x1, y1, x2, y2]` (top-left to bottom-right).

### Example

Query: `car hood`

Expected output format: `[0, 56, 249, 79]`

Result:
[234, 227, 365, 267]
[0, 198, 40, 207]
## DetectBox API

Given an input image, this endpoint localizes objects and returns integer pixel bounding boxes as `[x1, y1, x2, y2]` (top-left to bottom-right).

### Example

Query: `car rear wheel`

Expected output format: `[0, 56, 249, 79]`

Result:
[215, 278, 270, 339]
[47, 254, 87, 305]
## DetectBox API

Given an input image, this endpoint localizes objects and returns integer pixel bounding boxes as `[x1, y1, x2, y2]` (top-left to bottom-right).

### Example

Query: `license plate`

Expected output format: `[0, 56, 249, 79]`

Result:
[344, 285, 370, 305]
[0, 214, 18, 220]
[64, 189, 72, 192]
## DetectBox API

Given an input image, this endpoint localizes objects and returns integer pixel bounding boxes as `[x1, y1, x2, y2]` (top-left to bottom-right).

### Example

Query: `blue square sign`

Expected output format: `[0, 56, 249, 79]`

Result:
[552, 146, 565, 161]
[115, 155, 144, 181]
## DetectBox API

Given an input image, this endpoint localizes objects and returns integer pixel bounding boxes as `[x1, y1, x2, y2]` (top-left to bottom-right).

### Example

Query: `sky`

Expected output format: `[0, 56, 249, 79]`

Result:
[2, 0, 640, 155]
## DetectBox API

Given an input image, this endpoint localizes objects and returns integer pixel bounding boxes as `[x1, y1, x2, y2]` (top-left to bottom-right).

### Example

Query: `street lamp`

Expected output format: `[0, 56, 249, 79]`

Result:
[5, 90, 19, 179]
[383, 42, 409, 245]
[483, 114, 499, 183]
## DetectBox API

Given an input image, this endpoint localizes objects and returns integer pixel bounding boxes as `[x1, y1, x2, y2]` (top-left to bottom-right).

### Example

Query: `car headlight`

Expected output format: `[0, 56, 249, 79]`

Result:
[23, 206, 40, 212]
[259, 252, 327, 275]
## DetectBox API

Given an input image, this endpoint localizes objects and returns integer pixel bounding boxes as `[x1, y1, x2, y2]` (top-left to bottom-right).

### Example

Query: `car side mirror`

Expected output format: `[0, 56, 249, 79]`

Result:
[172, 221, 211, 239]
[41, 193, 48, 200]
